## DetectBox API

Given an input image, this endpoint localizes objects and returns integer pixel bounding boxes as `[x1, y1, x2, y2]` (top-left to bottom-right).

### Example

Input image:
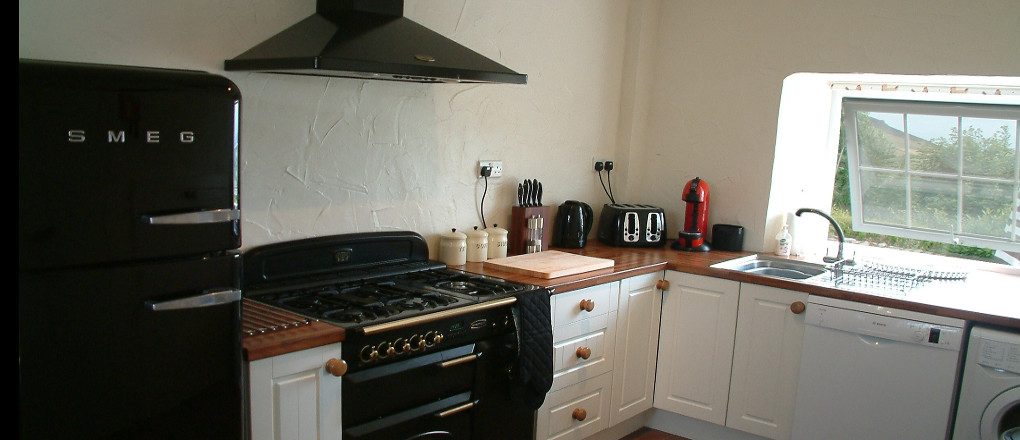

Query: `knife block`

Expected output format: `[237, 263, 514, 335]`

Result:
[509, 205, 556, 256]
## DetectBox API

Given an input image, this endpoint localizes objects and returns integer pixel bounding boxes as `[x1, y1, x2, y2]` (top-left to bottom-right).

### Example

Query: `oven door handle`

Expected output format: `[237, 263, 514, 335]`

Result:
[435, 400, 478, 418]
[438, 353, 479, 369]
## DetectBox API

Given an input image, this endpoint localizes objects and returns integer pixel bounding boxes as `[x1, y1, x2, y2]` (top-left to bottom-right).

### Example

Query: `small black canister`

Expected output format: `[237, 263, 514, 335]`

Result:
[711, 224, 744, 251]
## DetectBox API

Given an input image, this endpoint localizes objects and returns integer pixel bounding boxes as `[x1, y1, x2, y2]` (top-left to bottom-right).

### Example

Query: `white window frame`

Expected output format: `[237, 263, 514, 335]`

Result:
[843, 98, 1020, 252]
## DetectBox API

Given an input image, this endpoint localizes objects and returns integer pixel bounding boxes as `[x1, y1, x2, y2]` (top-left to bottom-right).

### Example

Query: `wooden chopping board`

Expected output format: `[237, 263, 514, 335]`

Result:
[483, 250, 615, 279]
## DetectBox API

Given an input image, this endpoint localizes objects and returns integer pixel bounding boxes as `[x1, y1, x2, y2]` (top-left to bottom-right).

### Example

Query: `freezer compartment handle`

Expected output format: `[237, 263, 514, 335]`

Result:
[143, 208, 240, 225]
[147, 289, 241, 311]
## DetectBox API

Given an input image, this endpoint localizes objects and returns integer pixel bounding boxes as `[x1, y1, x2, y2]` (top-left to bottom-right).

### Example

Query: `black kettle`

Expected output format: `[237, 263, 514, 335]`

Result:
[553, 200, 594, 248]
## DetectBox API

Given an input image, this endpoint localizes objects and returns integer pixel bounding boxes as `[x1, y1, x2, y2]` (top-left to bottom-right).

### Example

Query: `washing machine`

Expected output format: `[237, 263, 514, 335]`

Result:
[953, 326, 1020, 440]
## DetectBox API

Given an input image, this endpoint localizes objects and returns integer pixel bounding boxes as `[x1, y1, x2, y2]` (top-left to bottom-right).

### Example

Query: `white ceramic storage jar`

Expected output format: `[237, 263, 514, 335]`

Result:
[485, 224, 508, 259]
[465, 226, 489, 263]
[439, 228, 467, 266]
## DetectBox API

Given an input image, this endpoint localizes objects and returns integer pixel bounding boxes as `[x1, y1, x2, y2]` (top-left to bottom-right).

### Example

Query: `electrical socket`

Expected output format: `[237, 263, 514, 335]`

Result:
[479, 160, 503, 178]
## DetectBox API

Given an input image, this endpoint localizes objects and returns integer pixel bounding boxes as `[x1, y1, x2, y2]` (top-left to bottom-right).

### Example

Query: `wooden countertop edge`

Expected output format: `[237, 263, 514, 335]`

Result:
[243, 243, 1017, 359]
[243, 321, 344, 361]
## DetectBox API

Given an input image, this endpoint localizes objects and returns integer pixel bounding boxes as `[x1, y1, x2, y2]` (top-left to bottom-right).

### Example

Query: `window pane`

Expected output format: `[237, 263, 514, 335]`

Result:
[961, 117, 1017, 179]
[860, 170, 906, 226]
[962, 181, 1015, 238]
[907, 114, 959, 174]
[909, 176, 957, 231]
[856, 112, 905, 169]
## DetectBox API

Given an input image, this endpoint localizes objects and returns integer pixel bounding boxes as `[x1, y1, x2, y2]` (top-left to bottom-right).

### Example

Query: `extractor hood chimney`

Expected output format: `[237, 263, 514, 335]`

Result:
[224, 0, 527, 84]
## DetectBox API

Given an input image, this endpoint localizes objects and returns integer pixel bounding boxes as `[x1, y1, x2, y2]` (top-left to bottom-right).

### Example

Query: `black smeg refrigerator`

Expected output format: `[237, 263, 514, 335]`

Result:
[18, 60, 244, 440]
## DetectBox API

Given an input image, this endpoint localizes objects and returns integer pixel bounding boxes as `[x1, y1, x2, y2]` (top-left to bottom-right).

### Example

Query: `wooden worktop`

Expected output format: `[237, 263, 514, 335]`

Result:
[244, 241, 1018, 360]
[460, 241, 1020, 329]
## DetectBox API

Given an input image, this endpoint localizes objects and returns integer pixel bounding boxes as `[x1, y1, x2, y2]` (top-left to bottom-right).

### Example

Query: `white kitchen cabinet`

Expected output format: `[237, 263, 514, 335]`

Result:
[535, 372, 613, 440]
[653, 272, 739, 425]
[609, 272, 663, 426]
[248, 343, 344, 440]
[726, 284, 808, 440]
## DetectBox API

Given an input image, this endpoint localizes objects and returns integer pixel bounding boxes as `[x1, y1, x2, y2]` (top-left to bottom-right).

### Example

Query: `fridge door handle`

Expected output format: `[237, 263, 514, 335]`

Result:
[142, 208, 240, 225]
[147, 289, 242, 312]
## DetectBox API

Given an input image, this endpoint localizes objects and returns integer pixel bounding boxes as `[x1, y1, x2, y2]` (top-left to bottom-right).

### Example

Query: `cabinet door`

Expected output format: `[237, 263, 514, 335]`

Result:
[653, 271, 739, 425]
[726, 284, 807, 440]
[249, 344, 343, 440]
[610, 272, 663, 426]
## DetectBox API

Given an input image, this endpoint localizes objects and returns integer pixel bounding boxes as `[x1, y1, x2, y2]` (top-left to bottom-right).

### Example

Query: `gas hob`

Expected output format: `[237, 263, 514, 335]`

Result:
[250, 269, 526, 327]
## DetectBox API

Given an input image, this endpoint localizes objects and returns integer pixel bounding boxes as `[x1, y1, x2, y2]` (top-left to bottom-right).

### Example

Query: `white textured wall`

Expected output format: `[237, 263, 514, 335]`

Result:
[21, 0, 1020, 256]
[630, 0, 1020, 252]
[19, 0, 629, 253]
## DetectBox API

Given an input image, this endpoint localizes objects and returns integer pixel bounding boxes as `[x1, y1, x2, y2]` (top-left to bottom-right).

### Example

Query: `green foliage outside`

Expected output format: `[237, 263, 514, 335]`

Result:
[830, 112, 1017, 262]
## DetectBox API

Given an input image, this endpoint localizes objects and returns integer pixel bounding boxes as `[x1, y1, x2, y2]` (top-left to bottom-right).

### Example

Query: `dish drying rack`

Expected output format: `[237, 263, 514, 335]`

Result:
[827, 260, 969, 293]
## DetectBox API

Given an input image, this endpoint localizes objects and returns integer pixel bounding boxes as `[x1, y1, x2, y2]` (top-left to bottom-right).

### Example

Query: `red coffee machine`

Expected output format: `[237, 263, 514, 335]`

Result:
[673, 177, 711, 252]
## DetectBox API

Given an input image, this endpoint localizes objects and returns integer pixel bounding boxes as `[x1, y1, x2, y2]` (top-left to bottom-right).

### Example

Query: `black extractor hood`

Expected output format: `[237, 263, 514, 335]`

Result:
[225, 0, 527, 84]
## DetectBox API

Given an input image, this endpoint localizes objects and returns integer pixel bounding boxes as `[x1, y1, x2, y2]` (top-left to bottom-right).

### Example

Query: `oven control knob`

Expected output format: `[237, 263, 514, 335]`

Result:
[360, 346, 379, 363]
[386, 345, 397, 357]
[394, 338, 409, 354]
[409, 334, 423, 350]
[434, 333, 445, 345]
[424, 331, 437, 347]
[377, 342, 392, 358]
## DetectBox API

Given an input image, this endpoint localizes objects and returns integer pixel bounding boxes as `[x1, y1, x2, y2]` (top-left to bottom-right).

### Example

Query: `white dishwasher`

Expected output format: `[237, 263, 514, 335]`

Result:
[791, 296, 964, 440]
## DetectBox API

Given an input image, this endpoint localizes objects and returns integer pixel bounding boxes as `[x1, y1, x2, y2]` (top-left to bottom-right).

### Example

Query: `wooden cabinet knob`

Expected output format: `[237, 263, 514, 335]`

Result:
[656, 279, 670, 290]
[575, 346, 592, 360]
[790, 301, 806, 315]
[579, 299, 595, 312]
[325, 358, 348, 377]
[572, 408, 587, 421]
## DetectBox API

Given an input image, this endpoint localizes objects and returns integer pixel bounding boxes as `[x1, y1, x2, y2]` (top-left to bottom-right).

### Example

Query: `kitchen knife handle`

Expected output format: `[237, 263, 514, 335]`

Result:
[537, 182, 543, 206]
[147, 288, 241, 311]
[143, 208, 240, 225]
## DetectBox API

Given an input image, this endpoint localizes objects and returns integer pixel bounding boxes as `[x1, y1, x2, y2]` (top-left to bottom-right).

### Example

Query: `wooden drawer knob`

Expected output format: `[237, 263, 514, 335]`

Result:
[575, 346, 592, 360]
[790, 301, 806, 315]
[656, 279, 670, 290]
[572, 408, 587, 421]
[325, 358, 348, 377]
[579, 299, 595, 312]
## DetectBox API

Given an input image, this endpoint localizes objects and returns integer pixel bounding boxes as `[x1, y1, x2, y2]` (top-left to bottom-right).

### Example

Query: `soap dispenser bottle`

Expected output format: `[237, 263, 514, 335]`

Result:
[775, 221, 792, 256]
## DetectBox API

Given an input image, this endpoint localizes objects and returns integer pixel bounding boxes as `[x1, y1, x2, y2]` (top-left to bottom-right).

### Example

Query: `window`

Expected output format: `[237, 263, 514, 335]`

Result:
[841, 99, 1020, 253]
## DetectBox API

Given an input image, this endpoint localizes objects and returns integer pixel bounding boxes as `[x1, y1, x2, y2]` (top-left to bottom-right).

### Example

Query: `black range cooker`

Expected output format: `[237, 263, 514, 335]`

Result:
[243, 232, 538, 440]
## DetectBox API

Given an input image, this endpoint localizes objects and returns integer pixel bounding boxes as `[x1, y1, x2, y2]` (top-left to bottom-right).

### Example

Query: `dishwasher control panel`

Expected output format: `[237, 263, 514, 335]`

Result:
[806, 302, 963, 350]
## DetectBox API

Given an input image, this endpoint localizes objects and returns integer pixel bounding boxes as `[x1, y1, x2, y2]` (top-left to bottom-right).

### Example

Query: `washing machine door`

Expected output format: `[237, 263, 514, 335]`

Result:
[982, 387, 1020, 440]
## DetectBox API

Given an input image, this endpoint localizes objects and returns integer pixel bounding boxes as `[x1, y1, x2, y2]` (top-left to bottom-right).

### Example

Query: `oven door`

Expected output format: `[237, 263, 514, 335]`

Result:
[343, 343, 482, 440]
[343, 344, 478, 426]
[343, 392, 476, 440]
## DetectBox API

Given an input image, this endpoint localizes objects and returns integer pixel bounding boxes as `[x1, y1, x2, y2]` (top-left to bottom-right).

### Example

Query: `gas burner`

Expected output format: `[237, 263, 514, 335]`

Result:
[435, 280, 477, 293]
[323, 305, 400, 324]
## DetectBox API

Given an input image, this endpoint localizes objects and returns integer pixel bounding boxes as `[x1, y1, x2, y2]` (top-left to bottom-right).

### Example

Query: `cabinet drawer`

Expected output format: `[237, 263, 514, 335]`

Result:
[551, 312, 615, 391]
[551, 283, 617, 328]
[536, 373, 612, 440]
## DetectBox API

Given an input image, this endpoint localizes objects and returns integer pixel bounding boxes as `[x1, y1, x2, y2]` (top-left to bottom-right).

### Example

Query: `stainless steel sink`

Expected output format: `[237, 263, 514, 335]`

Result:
[711, 255, 827, 280]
